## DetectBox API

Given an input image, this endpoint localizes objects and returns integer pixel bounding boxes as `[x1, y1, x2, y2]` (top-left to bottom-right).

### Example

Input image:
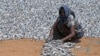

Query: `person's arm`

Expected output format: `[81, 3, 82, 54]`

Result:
[62, 15, 75, 42]
[62, 25, 75, 42]
[48, 18, 59, 38]
[46, 22, 58, 42]
[53, 21, 58, 30]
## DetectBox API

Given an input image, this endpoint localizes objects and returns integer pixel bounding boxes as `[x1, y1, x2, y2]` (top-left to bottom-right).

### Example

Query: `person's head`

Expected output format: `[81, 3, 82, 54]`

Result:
[59, 5, 75, 18]
[59, 7, 66, 17]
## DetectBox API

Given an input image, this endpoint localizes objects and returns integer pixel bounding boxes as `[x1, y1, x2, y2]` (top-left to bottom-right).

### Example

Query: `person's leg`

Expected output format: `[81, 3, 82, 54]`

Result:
[52, 28, 63, 40]
[61, 26, 76, 42]
[61, 25, 70, 37]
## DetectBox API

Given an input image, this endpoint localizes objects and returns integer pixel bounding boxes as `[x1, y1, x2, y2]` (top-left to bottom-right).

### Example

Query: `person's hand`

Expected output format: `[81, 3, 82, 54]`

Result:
[45, 35, 53, 43]
[61, 37, 70, 43]
[61, 38, 66, 43]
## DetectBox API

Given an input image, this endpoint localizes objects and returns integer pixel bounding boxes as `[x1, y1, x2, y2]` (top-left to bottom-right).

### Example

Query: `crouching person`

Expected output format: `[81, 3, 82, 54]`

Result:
[47, 5, 76, 43]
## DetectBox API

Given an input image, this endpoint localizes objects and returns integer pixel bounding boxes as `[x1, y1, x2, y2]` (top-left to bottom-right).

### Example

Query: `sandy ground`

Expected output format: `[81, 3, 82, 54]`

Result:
[0, 37, 100, 56]
[0, 38, 45, 56]
[71, 37, 100, 56]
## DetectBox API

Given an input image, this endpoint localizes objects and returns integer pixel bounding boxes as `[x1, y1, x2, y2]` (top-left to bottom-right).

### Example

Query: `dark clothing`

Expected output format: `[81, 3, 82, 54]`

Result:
[53, 24, 70, 40]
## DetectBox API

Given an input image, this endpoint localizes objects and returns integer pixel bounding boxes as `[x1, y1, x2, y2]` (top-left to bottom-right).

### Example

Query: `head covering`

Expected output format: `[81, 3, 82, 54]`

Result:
[58, 5, 73, 26]
[59, 5, 72, 18]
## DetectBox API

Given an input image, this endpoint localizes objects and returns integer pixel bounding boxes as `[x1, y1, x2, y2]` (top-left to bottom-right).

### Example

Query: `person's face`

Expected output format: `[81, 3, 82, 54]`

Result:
[61, 9, 66, 17]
